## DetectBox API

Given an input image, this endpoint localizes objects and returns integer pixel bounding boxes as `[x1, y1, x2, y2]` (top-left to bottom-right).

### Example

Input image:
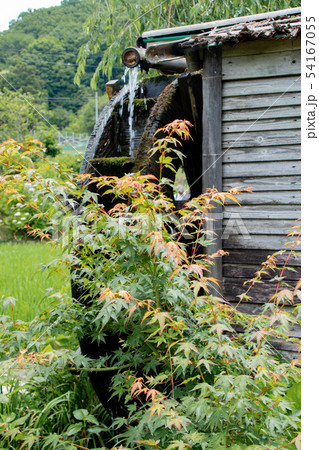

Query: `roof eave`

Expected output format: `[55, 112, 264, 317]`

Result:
[139, 7, 301, 42]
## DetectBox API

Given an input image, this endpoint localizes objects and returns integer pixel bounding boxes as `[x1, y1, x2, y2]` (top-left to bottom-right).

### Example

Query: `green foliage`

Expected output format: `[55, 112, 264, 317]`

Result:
[42, 133, 61, 158]
[0, 165, 50, 238]
[0, 140, 82, 238]
[0, 88, 51, 143]
[49, 152, 83, 174]
[75, 0, 301, 87]
[50, 106, 76, 130]
[0, 55, 46, 95]
[0, 121, 301, 448]
[0, 361, 110, 449]
[65, 93, 108, 134]
[0, 0, 106, 134]
[0, 89, 61, 184]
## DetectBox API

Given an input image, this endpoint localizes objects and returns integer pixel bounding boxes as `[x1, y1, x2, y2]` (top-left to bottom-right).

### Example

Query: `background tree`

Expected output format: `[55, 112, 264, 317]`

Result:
[0, 88, 54, 143]
[65, 93, 108, 134]
[0, 57, 46, 95]
[0, 0, 107, 133]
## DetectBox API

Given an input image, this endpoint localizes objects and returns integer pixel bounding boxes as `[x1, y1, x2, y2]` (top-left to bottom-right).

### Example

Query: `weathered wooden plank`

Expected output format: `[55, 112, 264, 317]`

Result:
[224, 190, 301, 206]
[224, 206, 300, 220]
[222, 36, 301, 57]
[202, 46, 223, 286]
[222, 129, 301, 148]
[223, 264, 300, 280]
[267, 340, 301, 351]
[224, 278, 300, 304]
[223, 147, 300, 163]
[272, 329, 301, 340]
[223, 160, 301, 177]
[223, 92, 301, 111]
[227, 301, 298, 316]
[222, 219, 297, 236]
[223, 117, 300, 133]
[223, 176, 300, 192]
[222, 75, 300, 97]
[225, 304, 300, 326]
[222, 234, 301, 250]
[222, 49, 301, 80]
[268, 344, 300, 361]
[223, 249, 301, 266]
[223, 105, 300, 122]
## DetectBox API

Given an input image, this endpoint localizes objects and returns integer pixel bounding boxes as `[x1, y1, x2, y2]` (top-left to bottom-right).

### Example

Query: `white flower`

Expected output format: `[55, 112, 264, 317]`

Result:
[12, 220, 17, 223]
[14, 212, 21, 217]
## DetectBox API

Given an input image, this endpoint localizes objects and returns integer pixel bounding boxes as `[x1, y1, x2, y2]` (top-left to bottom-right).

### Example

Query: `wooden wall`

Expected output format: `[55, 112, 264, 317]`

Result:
[218, 38, 301, 358]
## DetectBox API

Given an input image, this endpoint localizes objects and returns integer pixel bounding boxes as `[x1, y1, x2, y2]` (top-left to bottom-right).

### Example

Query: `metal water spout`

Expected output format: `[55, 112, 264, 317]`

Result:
[121, 43, 187, 75]
[121, 47, 146, 69]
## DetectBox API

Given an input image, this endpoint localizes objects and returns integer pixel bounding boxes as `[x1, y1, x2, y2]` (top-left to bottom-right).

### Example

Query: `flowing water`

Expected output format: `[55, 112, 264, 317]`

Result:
[127, 67, 139, 156]
[140, 84, 148, 110]
[119, 68, 129, 118]
[81, 66, 140, 171]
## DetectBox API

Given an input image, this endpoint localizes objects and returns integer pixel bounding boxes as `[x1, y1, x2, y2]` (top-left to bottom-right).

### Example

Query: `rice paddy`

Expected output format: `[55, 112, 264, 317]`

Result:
[0, 241, 70, 322]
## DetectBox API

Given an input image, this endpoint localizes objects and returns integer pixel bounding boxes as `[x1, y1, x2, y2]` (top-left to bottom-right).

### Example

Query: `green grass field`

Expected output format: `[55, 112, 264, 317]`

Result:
[61, 143, 87, 154]
[0, 241, 70, 322]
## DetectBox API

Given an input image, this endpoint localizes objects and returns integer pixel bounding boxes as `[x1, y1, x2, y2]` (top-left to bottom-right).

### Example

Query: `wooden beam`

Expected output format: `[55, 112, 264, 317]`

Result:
[105, 79, 120, 100]
[202, 46, 223, 292]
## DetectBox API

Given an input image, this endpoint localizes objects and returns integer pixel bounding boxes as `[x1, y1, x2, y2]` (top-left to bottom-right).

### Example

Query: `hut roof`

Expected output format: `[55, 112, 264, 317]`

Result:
[180, 12, 301, 48]
[139, 7, 301, 48]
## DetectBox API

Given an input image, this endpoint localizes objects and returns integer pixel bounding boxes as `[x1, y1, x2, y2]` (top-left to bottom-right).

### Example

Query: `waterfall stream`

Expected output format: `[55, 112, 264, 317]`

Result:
[81, 66, 141, 171]
[127, 67, 139, 156]
[140, 84, 147, 110]
[80, 84, 128, 174]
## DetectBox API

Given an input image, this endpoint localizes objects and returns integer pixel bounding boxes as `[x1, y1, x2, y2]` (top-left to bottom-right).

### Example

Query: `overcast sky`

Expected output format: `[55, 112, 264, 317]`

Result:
[0, 1, 62, 32]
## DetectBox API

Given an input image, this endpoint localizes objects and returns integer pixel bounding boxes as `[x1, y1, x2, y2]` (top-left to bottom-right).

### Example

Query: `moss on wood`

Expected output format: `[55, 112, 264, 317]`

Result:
[140, 74, 173, 84]
[133, 80, 179, 174]
[133, 98, 156, 110]
[88, 156, 135, 177]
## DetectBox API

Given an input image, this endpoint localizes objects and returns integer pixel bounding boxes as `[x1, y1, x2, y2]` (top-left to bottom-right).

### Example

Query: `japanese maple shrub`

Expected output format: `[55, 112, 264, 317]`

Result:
[0, 121, 300, 449]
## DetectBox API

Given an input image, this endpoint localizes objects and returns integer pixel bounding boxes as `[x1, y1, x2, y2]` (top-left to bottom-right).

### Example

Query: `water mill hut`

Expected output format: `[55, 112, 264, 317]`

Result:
[79, 7, 301, 365]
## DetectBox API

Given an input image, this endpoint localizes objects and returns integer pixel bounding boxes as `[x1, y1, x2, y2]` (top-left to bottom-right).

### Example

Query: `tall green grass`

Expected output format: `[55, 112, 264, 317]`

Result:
[0, 241, 70, 322]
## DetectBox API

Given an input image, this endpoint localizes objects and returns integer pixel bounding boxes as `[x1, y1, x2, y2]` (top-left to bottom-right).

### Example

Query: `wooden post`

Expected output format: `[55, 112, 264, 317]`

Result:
[202, 45, 223, 293]
[185, 48, 203, 72]
[106, 79, 121, 100]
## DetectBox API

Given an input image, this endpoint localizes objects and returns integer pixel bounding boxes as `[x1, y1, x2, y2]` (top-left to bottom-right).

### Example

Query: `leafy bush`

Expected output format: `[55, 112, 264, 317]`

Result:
[0, 177, 46, 238]
[0, 141, 81, 238]
[0, 121, 301, 449]
[42, 152, 83, 179]
[42, 133, 61, 158]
